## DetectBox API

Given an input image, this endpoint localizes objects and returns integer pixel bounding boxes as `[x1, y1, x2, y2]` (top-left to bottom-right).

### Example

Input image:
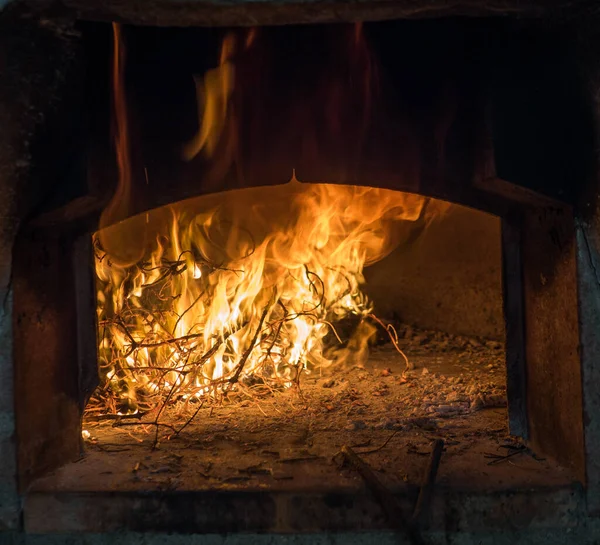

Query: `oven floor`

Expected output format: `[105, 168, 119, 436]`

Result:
[26, 338, 579, 534]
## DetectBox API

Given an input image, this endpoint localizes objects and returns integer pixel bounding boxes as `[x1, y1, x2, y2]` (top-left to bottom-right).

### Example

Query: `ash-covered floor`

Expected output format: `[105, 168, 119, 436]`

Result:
[33, 327, 573, 495]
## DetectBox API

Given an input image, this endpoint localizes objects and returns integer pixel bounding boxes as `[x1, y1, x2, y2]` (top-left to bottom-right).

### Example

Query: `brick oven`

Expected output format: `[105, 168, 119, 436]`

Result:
[2, 0, 600, 543]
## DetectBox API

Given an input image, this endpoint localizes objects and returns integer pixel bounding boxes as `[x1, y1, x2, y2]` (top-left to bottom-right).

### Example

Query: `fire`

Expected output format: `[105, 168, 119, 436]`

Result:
[97, 23, 145, 268]
[94, 180, 435, 413]
[182, 31, 238, 162]
[90, 26, 447, 414]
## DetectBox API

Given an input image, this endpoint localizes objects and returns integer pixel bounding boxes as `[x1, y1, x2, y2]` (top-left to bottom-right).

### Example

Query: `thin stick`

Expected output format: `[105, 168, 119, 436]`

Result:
[114, 421, 177, 433]
[172, 293, 203, 335]
[368, 313, 412, 370]
[340, 446, 422, 544]
[320, 319, 344, 344]
[173, 401, 205, 437]
[87, 412, 146, 422]
[229, 304, 270, 386]
[355, 430, 400, 455]
[412, 439, 444, 524]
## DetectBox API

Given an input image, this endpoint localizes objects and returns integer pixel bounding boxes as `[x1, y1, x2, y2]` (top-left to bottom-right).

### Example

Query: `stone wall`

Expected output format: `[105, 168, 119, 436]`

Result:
[365, 204, 503, 340]
[573, 22, 600, 515]
[3, 0, 591, 27]
[0, 5, 85, 529]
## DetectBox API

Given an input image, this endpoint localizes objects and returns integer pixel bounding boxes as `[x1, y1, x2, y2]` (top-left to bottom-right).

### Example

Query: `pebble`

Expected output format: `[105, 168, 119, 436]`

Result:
[378, 418, 402, 430]
[446, 391, 460, 403]
[347, 420, 367, 431]
[413, 334, 429, 345]
[486, 340, 503, 350]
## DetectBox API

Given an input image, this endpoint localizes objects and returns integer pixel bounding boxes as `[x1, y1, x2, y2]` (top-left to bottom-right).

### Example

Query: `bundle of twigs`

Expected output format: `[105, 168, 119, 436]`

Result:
[89, 240, 409, 438]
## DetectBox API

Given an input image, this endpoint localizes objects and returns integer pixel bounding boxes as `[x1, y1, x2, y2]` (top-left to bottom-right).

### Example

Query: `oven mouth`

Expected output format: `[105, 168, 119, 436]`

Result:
[5, 9, 594, 536]
[84, 178, 508, 465]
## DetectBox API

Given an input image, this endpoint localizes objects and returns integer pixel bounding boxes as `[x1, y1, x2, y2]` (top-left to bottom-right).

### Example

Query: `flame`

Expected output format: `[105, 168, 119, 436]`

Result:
[182, 33, 236, 162]
[98, 23, 146, 267]
[94, 179, 439, 412]
[182, 29, 258, 163]
[92, 29, 448, 413]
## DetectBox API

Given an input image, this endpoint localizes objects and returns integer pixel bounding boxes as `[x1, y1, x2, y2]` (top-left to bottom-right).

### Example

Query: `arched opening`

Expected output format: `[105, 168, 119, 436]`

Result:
[9, 10, 594, 535]
[87, 182, 506, 447]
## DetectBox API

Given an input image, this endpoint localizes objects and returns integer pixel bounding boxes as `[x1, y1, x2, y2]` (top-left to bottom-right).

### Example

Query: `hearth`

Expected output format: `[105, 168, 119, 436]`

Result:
[2, 1, 600, 541]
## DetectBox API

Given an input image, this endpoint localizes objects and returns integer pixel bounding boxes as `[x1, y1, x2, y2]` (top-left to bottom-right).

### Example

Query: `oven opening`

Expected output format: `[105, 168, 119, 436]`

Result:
[18, 13, 590, 535]
[83, 20, 511, 475]
[85, 181, 508, 471]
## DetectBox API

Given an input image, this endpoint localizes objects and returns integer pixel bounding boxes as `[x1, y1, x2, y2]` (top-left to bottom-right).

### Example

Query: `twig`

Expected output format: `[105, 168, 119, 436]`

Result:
[86, 412, 146, 422]
[320, 319, 344, 344]
[355, 430, 400, 455]
[114, 421, 177, 433]
[134, 332, 205, 349]
[279, 455, 323, 464]
[173, 401, 205, 437]
[412, 439, 444, 524]
[229, 303, 270, 386]
[172, 292, 203, 335]
[484, 444, 528, 465]
[340, 446, 422, 544]
[368, 313, 412, 370]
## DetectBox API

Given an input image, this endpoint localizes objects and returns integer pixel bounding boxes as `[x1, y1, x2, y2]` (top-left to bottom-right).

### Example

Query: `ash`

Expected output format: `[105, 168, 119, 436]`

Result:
[301, 323, 506, 432]
[84, 323, 507, 451]
[72, 326, 570, 496]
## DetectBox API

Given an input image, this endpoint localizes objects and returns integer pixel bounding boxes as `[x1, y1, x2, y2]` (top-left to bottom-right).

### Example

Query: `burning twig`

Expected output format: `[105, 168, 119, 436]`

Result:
[319, 319, 344, 344]
[151, 370, 185, 449]
[172, 292, 203, 335]
[229, 303, 271, 386]
[145, 335, 228, 448]
[91, 183, 425, 414]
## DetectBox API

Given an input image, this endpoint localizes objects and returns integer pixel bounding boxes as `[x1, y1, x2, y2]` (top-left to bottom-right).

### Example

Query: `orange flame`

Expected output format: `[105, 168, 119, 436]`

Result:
[92, 30, 448, 413]
[94, 178, 442, 412]
[182, 32, 238, 161]
[98, 23, 146, 267]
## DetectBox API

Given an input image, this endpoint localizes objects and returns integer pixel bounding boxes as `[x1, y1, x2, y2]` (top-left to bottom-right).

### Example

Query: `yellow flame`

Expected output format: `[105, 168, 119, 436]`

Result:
[94, 178, 444, 412]
[98, 23, 146, 267]
[93, 30, 449, 413]
[182, 32, 237, 161]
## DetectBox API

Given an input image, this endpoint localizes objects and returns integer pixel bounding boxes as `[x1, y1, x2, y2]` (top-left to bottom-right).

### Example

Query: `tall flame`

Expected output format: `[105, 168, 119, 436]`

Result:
[92, 29, 448, 413]
[182, 29, 257, 164]
[98, 23, 146, 267]
[182, 32, 237, 162]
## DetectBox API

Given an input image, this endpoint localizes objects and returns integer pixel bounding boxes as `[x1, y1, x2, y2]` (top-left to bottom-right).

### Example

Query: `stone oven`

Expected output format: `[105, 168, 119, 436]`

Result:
[2, 0, 600, 542]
